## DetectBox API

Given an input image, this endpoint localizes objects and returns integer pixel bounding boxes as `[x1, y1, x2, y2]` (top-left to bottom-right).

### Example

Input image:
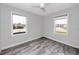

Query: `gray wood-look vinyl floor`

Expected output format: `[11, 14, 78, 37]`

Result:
[0, 37, 78, 55]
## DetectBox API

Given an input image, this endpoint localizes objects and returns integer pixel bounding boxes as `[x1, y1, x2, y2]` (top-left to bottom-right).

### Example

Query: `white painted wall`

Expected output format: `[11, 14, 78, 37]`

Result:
[43, 5, 79, 49]
[0, 4, 43, 50]
[0, 5, 2, 51]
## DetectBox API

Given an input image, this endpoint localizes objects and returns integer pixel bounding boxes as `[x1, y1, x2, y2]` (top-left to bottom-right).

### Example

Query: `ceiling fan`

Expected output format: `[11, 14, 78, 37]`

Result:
[32, 3, 49, 12]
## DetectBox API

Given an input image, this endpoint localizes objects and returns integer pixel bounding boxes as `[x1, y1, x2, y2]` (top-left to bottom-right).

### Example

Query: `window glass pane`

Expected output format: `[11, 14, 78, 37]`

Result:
[54, 15, 68, 35]
[12, 14, 27, 35]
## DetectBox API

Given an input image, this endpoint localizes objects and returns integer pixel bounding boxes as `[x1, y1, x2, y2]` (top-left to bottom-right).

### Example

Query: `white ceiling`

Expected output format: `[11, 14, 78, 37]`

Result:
[5, 3, 77, 16]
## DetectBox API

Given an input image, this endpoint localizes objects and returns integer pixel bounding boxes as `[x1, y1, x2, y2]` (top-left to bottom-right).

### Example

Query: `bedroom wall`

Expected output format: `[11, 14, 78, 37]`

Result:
[43, 4, 79, 49]
[0, 4, 43, 50]
[0, 5, 2, 51]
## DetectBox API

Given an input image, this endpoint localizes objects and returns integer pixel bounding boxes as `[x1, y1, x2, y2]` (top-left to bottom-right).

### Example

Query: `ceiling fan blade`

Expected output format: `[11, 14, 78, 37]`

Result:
[32, 6, 40, 8]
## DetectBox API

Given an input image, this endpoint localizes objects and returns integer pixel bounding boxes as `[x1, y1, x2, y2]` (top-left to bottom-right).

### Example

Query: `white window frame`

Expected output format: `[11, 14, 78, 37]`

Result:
[11, 12, 28, 36]
[53, 14, 68, 35]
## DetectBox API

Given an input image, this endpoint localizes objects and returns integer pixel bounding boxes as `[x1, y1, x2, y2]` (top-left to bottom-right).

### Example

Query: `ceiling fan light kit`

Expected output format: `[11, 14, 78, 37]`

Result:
[40, 3, 45, 8]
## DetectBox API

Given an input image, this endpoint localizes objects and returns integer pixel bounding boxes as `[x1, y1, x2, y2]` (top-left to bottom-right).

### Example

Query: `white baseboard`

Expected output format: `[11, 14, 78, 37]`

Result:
[1, 36, 42, 50]
[45, 36, 79, 49]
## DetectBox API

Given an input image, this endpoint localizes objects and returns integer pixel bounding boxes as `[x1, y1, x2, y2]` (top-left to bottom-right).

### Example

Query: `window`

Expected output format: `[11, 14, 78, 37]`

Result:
[12, 13, 27, 35]
[54, 15, 68, 35]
